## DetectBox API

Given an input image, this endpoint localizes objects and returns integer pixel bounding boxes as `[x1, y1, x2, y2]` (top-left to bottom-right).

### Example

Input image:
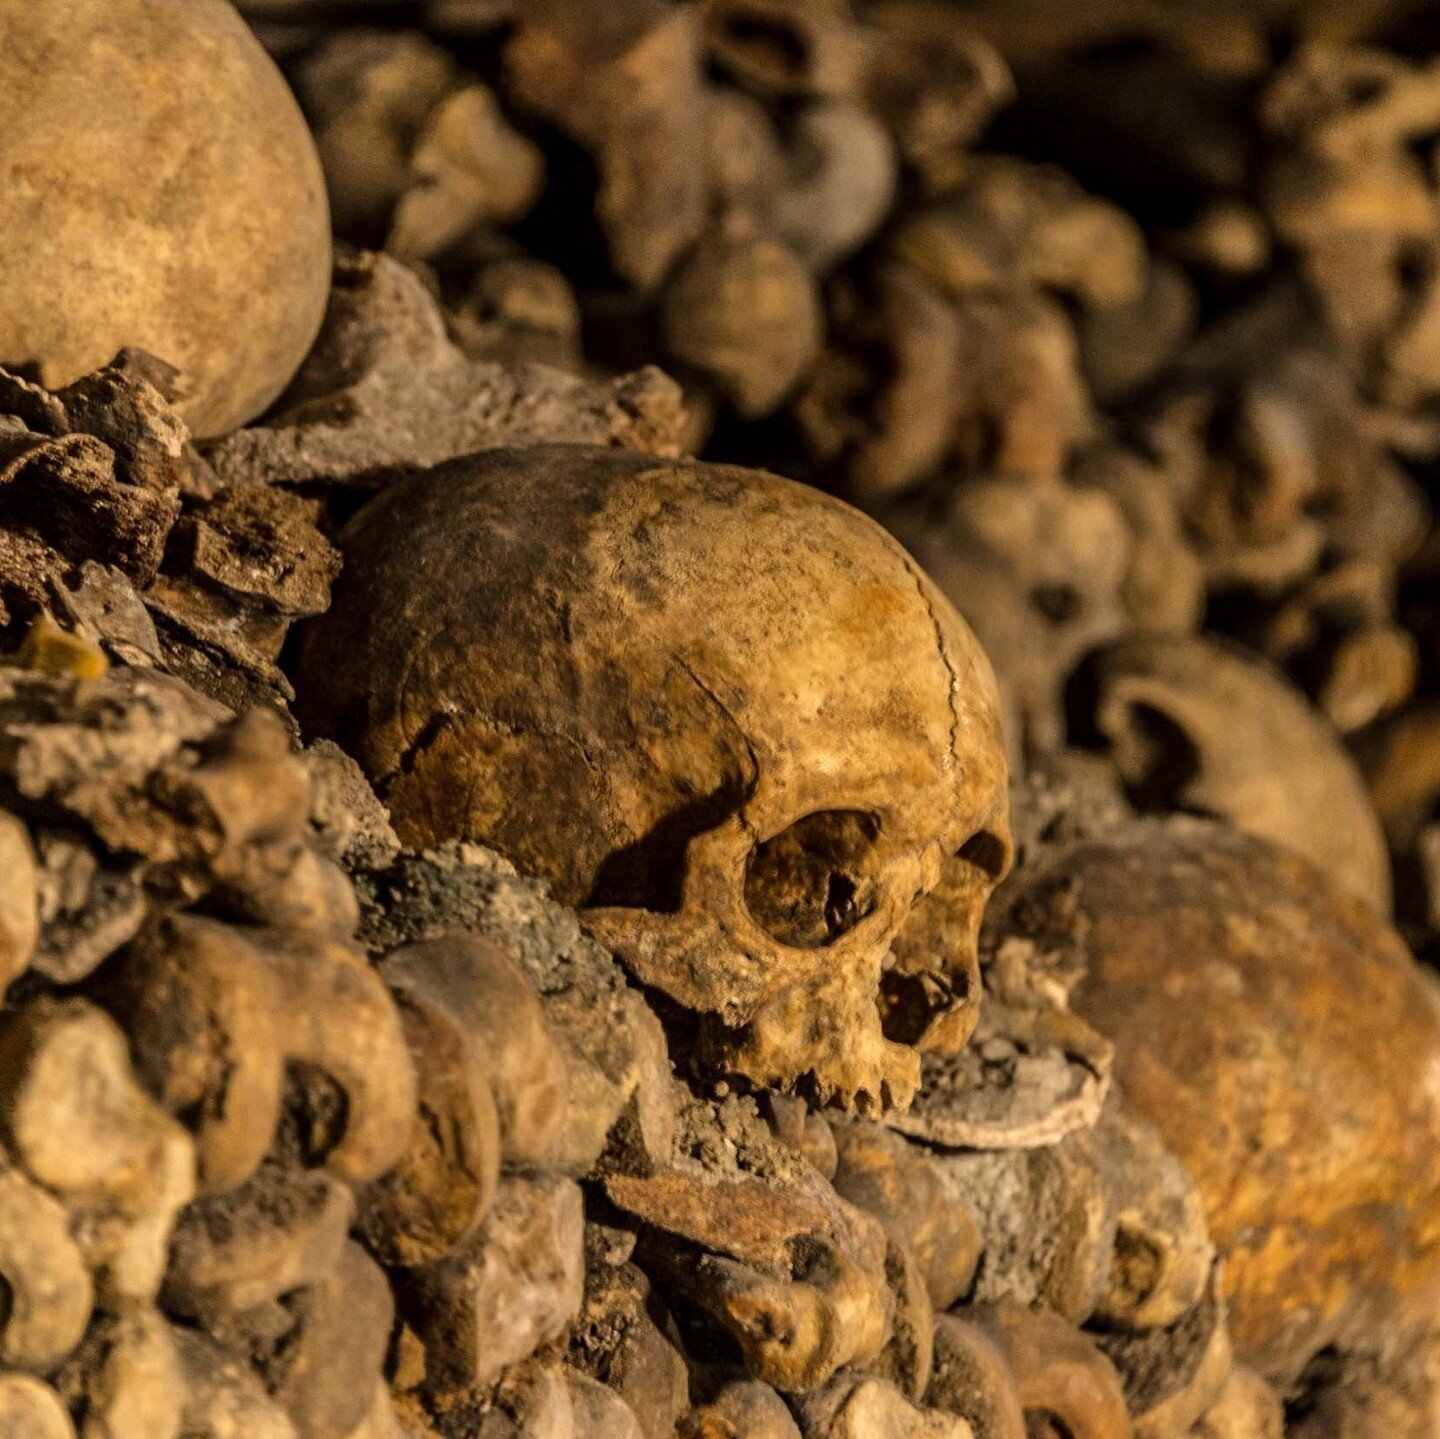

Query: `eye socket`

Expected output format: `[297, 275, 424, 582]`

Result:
[712, 9, 813, 81]
[744, 810, 882, 949]
[1030, 582, 1083, 625]
[1024, 1410, 1079, 1439]
[957, 827, 1012, 884]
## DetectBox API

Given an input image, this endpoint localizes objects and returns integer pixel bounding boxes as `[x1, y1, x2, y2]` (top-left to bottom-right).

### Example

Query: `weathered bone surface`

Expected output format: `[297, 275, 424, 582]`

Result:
[680, 1377, 802, 1439]
[101, 915, 416, 1193]
[888, 998, 1113, 1150]
[0, 811, 38, 987]
[507, 4, 711, 291]
[256, 1241, 397, 1438]
[295, 443, 1011, 1111]
[0, 998, 196, 1305]
[0, 488, 1282, 1437]
[296, 29, 543, 261]
[892, 157, 1148, 313]
[927, 1315, 1027, 1439]
[963, 1302, 1132, 1439]
[661, 226, 823, 420]
[171, 1323, 298, 1438]
[764, 1093, 840, 1181]
[353, 841, 679, 1178]
[1074, 635, 1392, 912]
[790, 1369, 974, 1439]
[830, 1121, 982, 1312]
[874, 1234, 937, 1400]
[888, 475, 1129, 760]
[1095, 1264, 1232, 1439]
[568, 1251, 688, 1439]
[0, 405, 1327, 1439]
[929, 1131, 1111, 1324]
[57, 1309, 187, 1439]
[0, 0, 332, 438]
[1087, 1094, 1214, 1334]
[0, 1163, 94, 1374]
[1187, 1367, 1282, 1439]
[15, 2, 1440, 1431]
[361, 932, 571, 1268]
[992, 815, 1440, 1385]
[606, 1094, 893, 1392]
[163, 1161, 355, 1322]
[0, 1373, 77, 1439]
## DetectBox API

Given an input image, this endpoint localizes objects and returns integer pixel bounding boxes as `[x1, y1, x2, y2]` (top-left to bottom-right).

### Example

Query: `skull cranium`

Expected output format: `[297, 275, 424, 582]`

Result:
[294, 445, 1011, 1112]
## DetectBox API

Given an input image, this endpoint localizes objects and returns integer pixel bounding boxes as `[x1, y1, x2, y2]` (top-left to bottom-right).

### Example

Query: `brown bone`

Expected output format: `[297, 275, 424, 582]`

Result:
[294, 444, 1009, 1112]
[997, 817, 1440, 1383]
[100, 915, 415, 1193]
[963, 1303, 1131, 1439]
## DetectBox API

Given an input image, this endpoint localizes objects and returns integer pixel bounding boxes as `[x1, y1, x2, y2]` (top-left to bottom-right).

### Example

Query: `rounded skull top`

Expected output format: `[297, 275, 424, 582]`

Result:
[0, 0, 332, 439]
[295, 445, 1011, 1113]
[991, 816, 1440, 1387]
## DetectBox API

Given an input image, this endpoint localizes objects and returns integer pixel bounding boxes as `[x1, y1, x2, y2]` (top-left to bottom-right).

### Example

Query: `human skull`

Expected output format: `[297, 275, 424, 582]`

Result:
[990, 815, 1440, 1387]
[294, 445, 1011, 1112]
[0, 0, 332, 439]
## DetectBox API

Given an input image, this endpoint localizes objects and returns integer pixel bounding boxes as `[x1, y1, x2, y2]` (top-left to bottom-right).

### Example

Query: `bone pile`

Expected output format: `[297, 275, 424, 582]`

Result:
[2, 1, 1440, 1437]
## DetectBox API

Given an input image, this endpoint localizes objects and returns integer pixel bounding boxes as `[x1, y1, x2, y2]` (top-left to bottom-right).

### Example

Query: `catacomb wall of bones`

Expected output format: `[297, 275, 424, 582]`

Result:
[3, 0, 1440, 1436]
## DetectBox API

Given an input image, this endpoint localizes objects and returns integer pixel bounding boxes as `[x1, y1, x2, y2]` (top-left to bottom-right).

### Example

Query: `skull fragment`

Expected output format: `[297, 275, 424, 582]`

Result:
[294, 445, 1011, 1112]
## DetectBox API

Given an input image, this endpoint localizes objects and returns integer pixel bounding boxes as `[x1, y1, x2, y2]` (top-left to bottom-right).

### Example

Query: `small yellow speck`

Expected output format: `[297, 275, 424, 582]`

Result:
[15, 617, 108, 679]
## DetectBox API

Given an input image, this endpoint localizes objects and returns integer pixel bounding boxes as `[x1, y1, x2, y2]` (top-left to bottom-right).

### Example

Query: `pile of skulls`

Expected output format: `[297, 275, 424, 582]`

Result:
[251, 0, 1013, 437]
[0, 423, 1233, 1439]
[4, 0, 1440, 1436]
[224, 0, 1440, 965]
[0, 349, 1434, 1438]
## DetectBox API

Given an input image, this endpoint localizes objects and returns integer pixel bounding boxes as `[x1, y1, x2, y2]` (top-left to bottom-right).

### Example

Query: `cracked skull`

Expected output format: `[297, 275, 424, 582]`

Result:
[294, 445, 1010, 1111]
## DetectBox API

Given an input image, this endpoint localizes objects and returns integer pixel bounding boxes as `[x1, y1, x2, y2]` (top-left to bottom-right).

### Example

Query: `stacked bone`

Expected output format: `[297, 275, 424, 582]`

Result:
[4, 0, 1440, 1435]
[0, 295, 1231, 1439]
[0, 639, 651, 1439]
[0, 473, 1213, 1439]
[990, 777, 1440, 1438]
[7, 574, 1434, 1436]
[0, 651, 414, 1438]
[242, 0, 1440, 967]
[288, 435, 1240, 1434]
[0, 229, 1214, 1439]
